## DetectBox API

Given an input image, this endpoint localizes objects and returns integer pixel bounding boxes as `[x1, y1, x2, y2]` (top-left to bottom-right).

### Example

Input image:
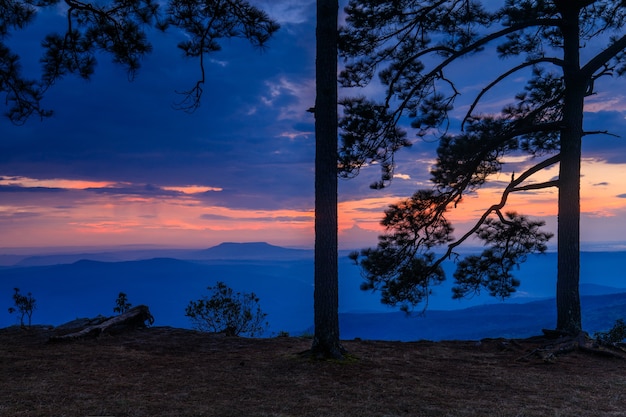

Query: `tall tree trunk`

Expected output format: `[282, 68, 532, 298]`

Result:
[310, 0, 344, 359]
[556, 5, 583, 334]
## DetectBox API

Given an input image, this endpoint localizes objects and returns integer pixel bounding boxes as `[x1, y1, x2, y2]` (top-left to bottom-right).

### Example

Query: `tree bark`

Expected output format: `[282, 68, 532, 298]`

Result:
[310, 0, 344, 359]
[556, 5, 583, 334]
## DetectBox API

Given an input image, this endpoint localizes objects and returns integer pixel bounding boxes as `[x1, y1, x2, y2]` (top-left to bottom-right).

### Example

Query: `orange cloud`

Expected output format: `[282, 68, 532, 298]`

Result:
[2, 159, 626, 251]
[0, 176, 114, 189]
[162, 185, 223, 194]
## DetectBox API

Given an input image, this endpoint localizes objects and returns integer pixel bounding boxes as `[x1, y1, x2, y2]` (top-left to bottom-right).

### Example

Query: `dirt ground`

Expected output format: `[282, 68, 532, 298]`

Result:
[1, 325, 625, 417]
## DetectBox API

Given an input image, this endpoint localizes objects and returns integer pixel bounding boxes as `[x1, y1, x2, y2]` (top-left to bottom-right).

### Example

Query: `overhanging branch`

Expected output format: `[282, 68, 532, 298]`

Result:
[512, 180, 559, 192]
[433, 153, 561, 269]
[463, 57, 564, 129]
[582, 33, 626, 79]
[583, 129, 620, 138]
[388, 17, 563, 118]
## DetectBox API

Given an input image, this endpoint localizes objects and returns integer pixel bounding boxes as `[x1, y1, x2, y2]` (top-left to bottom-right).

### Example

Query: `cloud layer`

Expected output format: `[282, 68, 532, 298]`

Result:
[2, 1, 626, 250]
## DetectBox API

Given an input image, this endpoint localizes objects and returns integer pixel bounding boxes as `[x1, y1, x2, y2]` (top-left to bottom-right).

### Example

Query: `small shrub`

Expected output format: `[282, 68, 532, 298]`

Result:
[595, 319, 626, 344]
[113, 292, 132, 314]
[8, 288, 36, 327]
[185, 281, 268, 337]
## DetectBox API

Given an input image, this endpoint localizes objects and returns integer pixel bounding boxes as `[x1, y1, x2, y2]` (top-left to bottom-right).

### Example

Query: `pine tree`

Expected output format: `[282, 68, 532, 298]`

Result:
[1, 0, 278, 124]
[339, 0, 626, 335]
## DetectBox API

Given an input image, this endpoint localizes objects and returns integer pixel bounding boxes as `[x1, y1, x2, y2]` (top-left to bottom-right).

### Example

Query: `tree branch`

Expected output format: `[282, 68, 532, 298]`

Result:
[387, 17, 563, 118]
[512, 180, 559, 192]
[462, 57, 564, 129]
[441, 120, 562, 202]
[583, 129, 620, 138]
[433, 153, 560, 269]
[582, 34, 626, 79]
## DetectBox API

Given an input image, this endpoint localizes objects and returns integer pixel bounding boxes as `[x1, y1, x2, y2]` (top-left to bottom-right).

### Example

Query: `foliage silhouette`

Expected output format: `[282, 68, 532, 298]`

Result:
[8, 287, 36, 327]
[595, 319, 626, 344]
[1, 0, 278, 123]
[113, 292, 132, 314]
[185, 281, 268, 337]
[339, 0, 626, 334]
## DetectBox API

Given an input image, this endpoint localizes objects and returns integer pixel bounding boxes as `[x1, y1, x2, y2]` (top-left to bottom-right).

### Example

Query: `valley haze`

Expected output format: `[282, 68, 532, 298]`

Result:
[1, 242, 626, 341]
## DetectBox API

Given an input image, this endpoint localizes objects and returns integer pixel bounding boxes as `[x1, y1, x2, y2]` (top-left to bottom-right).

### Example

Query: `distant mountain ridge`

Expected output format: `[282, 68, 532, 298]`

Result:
[8, 249, 194, 267]
[2, 242, 314, 267]
[194, 242, 312, 260]
[1, 251, 626, 340]
[340, 292, 626, 341]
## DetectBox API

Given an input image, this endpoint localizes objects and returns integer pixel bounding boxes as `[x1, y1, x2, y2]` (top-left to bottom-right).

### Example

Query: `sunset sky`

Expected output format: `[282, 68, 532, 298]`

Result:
[2, 0, 626, 253]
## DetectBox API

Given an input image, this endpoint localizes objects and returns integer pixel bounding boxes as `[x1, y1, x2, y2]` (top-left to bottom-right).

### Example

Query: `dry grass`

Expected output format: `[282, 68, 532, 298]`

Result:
[1, 325, 626, 417]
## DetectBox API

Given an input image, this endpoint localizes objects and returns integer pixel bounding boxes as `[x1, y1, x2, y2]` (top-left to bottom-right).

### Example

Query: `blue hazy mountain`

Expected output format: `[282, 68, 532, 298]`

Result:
[340, 293, 626, 341]
[4, 242, 313, 267]
[1, 242, 626, 340]
[0, 256, 315, 334]
[6, 249, 192, 267]
[193, 242, 313, 260]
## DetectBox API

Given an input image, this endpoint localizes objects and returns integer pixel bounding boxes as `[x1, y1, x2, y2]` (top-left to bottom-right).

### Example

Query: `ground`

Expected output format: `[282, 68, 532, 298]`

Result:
[1, 325, 626, 417]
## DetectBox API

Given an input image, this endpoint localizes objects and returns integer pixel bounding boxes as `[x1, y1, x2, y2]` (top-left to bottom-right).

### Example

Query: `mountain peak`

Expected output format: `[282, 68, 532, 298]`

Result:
[198, 242, 312, 260]
[213, 242, 277, 249]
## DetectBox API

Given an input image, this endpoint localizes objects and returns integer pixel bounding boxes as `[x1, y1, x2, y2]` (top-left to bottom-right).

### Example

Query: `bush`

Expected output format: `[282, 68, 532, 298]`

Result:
[185, 282, 268, 337]
[595, 319, 626, 344]
[8, 288, 36, 327]
[113, 292, 132, 314]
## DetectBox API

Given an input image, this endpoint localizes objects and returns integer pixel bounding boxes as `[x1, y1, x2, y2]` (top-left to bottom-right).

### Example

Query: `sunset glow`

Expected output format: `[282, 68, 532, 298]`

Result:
[3, 155, 626, 251]
[161, 185, 223, 194]
[0, 176, 114, 190]
[2, 1, 626, 253]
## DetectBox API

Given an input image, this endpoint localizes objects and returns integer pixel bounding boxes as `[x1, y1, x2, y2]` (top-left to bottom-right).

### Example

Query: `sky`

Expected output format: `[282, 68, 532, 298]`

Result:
[2, 1, 626, 253]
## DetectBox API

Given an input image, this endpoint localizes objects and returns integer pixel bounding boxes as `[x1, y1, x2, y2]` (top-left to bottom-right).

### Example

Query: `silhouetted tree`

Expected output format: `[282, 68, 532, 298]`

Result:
[185, 281, 268, 337]
[8, 287, 36, 327]
[340, 0, 626, 335]
[1, 0, 279, 124]
[113, 292, 132, 314]
[310, 0, 345, 359]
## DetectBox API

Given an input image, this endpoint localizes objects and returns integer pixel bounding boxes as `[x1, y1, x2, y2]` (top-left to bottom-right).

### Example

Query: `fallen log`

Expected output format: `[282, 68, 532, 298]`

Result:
[49, 305, 154, 342]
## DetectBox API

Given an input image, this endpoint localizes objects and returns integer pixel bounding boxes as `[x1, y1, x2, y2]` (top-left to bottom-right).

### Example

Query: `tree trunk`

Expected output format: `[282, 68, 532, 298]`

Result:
[556, 5, 583, 334]
[310, 0, 344, 359]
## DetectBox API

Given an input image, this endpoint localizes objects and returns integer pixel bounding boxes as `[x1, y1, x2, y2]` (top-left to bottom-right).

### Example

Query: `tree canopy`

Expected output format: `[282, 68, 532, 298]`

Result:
[1, 0, 279, 124]
[340, 0, 626, 334]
